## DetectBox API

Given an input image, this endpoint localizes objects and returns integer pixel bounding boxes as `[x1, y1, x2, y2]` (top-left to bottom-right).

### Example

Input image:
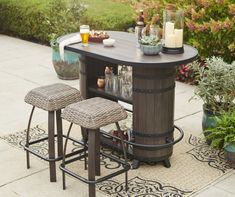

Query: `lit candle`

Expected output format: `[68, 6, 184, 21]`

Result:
[175, 29, 183, 48]
[165, 34, 176, 48]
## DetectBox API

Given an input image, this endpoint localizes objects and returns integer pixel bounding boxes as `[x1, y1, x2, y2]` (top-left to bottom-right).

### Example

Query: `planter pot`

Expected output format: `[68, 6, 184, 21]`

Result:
[202, 104, 220, 144]
[139, 44, 162, 56]
[202, 104, 220, 131]
[225, 143, 235, 168]
[52, 49, 80, 80]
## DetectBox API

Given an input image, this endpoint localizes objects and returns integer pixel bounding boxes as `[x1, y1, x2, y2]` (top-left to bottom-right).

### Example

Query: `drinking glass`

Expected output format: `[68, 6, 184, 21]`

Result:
[80, 25, 90, 46]
[112, 75, 119, 95]
[122, 83, 132, 99]
[105, 74, 113, 93]
[118, 75, 123, 96]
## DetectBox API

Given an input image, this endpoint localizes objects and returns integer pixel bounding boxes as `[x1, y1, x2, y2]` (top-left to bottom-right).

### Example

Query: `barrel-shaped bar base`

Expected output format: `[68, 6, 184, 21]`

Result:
[132, 66, 176, 161]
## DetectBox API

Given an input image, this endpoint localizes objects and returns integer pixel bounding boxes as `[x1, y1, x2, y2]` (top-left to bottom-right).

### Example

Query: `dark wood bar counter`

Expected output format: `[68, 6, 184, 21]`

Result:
[65, 31, 198, 168]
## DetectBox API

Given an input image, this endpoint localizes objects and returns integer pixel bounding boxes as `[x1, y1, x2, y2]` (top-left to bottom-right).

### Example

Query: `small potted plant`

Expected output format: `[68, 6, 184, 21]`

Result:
[139, 36, 162, 56]
[205, 112, 235, 168]
[50, 33, 80, 80]
[190, 57, 235, 133]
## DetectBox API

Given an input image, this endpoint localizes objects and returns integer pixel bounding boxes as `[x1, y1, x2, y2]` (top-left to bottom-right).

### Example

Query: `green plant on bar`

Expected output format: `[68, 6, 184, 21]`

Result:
[139, 36, 161, 46]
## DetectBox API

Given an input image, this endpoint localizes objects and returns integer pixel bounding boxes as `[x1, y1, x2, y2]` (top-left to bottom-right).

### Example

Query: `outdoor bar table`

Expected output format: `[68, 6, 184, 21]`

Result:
[64, 31, 198, 168]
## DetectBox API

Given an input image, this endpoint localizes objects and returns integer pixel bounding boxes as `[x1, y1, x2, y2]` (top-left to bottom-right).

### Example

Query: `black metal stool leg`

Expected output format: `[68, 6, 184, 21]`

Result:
[115, 122, 128, 192]
[56, 110, 63, 158]
[88, 129, 96, 197]
[26, 106, 35, 169]
[82, 127, 88, 170]
[62, 123, 73, 190]
[48, 111, 56, 182]
[95, 130, 100, 176]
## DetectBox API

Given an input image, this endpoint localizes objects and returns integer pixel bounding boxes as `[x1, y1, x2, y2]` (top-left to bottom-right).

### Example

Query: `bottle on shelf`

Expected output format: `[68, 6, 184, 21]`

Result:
[104, 66, 113, 93]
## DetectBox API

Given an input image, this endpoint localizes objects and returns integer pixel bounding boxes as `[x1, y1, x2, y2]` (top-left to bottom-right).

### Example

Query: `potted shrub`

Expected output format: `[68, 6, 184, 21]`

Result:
[50, 34, 80, 80]
[139, 36, 162, 56]
[191, 57, 235, 134]
[48, 1, 86, 80]
[205, 112, 235, 168]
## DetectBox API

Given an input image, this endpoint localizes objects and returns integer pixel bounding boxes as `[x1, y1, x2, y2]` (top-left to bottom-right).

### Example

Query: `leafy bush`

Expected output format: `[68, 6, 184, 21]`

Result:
[131, 0, 235, 63]
[191, 57, 235, 113]
[0, 0, 86, 43]
[183, 0, 235, 63]
[79, 0, 135, 31]
[205, 112, 235, 149]
[0, 0, 135, 43]
[176, 64, 198, 84]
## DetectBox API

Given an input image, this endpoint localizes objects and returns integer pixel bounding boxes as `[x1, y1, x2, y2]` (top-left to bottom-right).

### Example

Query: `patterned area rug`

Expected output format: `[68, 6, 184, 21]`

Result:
[0, 114, 233, 197]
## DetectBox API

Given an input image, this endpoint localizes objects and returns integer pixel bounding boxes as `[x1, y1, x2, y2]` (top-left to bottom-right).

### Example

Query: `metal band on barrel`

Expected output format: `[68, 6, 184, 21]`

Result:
[132, 128, 174, 138]
[133, 70, 176, 80]
[133, 83, 175, 94]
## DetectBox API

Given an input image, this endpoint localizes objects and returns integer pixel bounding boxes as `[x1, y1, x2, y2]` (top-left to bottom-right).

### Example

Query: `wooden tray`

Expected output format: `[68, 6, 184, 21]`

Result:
[88, 35, 109, 43]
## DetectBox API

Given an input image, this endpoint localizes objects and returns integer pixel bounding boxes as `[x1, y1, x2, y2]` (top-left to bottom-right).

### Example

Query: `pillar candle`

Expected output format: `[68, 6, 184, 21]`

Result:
[165, 22, 175, 36]
[165, 34, 176, 48]
[175, 29, 183, 48]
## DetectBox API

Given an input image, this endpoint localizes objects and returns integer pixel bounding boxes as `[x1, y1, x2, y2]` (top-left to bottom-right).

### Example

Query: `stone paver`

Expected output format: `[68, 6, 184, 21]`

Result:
[193, 186, 234, 197]
[0, 141, 47, 187]
[0, 34, 234, 196]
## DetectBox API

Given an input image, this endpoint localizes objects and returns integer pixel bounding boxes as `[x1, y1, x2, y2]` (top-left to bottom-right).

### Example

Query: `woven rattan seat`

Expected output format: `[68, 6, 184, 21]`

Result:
[62, 97, 127, 129]
[24, 83, 82, 111]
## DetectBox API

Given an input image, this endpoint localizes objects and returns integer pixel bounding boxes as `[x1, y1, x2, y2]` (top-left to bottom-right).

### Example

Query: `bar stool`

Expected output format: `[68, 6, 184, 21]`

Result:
[24, 83, 82, 182]
[60, 97, 130, 197]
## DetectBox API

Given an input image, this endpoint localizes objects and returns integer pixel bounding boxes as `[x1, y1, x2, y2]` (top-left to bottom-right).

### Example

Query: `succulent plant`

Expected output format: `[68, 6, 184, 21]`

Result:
[139, 36, 162, 46]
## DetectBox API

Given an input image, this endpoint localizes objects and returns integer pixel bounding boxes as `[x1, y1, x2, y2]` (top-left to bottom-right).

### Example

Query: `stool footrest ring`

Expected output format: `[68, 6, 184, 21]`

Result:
[60, 151, 130, 185]
[24, 135, 87, 162]
[100, 125, 184, 150]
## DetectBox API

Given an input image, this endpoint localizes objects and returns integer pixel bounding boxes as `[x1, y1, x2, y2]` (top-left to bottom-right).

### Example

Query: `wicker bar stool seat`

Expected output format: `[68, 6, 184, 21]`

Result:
[24, 83, 83, 182]
[62, 97, 127, 129]
[60, 97, 130, 197]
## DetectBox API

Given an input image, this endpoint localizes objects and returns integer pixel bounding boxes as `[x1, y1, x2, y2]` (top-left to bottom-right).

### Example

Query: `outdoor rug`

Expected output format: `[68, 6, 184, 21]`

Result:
[0, 113, 234, 197]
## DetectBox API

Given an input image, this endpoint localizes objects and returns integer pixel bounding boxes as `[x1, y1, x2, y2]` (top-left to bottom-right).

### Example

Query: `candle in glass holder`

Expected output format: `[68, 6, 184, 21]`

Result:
[175, 29, 183, 47]
[165, 34, 176, 48]
[165, 21, 175, 35]
[163, 9, 184, 52]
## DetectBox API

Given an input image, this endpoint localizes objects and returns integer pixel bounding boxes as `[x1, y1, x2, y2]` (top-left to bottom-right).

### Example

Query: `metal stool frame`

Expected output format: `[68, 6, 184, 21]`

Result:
[60, 122, 130, 197]
[23, 106, 86, 182]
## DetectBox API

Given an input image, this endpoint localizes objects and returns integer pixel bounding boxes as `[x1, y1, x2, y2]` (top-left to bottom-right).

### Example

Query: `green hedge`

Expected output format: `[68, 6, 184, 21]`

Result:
[0, 0, 135, 43]
[0, 0, 53, 42]
[80, 0, 135, 31]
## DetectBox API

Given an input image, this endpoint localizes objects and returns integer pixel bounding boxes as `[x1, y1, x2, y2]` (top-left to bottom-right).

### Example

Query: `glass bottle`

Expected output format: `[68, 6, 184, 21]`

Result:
[135, 10, 145, 45]
[149, 15, 160, 39]
[105, 66, 113, 93]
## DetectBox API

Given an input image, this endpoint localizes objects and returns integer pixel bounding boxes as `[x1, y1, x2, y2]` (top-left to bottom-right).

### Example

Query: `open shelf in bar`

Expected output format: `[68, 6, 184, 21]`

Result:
[88, 85, 132, 105]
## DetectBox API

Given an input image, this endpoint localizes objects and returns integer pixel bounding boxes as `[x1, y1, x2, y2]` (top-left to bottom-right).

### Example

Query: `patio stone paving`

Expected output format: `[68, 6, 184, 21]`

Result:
[0, 34, 234, 196]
